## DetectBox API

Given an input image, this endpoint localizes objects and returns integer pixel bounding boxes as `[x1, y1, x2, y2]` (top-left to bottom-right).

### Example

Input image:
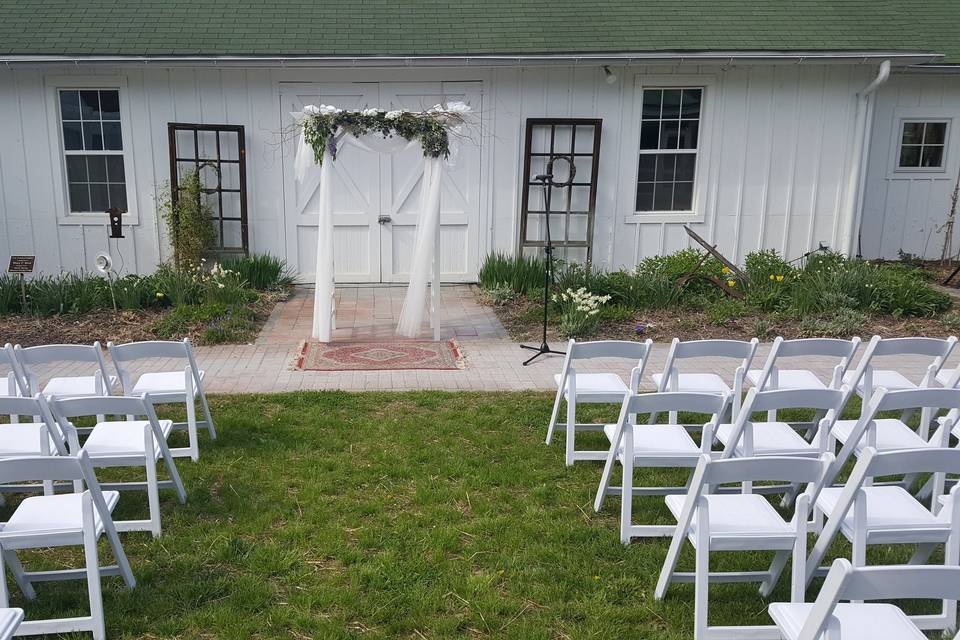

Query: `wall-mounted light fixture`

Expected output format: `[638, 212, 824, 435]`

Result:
[602, 65, 618, 84]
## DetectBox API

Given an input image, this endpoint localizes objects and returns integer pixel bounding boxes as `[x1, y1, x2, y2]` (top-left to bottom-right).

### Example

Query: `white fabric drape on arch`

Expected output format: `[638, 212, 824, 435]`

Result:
[294, 128, 445, 342]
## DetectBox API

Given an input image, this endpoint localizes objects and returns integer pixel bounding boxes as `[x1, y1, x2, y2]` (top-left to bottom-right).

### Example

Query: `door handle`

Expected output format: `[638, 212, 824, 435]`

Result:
[378, 215, 392, 225]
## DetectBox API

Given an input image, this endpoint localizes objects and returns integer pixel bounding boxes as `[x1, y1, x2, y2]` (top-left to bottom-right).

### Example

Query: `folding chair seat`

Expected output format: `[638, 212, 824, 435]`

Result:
[51, 395, 187, 538]
[593, 392, 728, 542]
[717, 388, 845, 460]
[546, 339, 653, 466]
[655, 454, 833, 640]
[771, 559, 960, 640]
[747, 337, 860, 392]
[840, 335, 956, 400]
[0, 453, 135, 640]
[806, 448, 960, 631]
[829, 388, 960, 472]
[650, 338, 759, 423]
[12, 343, 116, 401]
[108, 339, 216, 462]
[0, 396, 66, 459]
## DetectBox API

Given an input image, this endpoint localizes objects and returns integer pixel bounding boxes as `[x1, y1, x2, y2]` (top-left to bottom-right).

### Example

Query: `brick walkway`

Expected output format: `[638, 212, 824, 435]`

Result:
[11, 285, 948, 394]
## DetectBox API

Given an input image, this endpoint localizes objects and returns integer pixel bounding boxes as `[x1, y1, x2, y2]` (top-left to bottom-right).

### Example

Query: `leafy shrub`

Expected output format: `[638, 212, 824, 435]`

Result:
[798, 308, 866, 338]
[478, 252, 546, 295]
[158, 169, 217, 269]
[202, 263, 255, 306]
[112, 274, 160, 310]
[152, 302, 257, 345]
[708, 298, 749, 326]
[941, 310, 960, 331]
[552, 287, 610, 338]
[636, 248, 725, 298]
[153, 264, 202, 306]
[867, 269, 951, 317]
[744, 249, 795, 284]
[483, 284, 516, 306]
[220, 253, 296, 291]
[0, 274, 23, 314]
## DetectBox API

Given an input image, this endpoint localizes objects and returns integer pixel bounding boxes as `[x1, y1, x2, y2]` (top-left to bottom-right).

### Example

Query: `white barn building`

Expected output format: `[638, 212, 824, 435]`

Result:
[0, 1, 957, 282]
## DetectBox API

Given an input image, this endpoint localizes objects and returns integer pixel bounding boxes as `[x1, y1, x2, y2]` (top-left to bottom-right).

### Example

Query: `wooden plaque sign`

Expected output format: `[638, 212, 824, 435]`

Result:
[7, 255, 35, 274]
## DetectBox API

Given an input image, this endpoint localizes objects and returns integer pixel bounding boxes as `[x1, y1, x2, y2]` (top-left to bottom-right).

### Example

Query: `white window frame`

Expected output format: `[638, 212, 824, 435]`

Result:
[624, 74, 717, 224]
[44, 76, 138, 225]
[888, 106, 955, 179]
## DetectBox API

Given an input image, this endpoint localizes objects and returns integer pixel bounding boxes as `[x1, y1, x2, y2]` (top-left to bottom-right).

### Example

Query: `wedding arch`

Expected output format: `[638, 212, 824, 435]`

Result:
[292, 102, 470, 342]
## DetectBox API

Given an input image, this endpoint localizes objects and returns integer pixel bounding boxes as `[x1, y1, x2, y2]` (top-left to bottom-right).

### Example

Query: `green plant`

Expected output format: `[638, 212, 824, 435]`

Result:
[707, 298, 749, 326]
[942, 310, 960, 331]
[112, 274, 160, 310]
[478, 252, 546, 295]
[159, 169, 217, 270]
[483, 284, 516, 306]
[798, 308, 866, 338]
[753, 317, 775, 339]
[0, 274, 23, 314]
[152, 302, 257, 345]
[552, 287, 611, 338]
[220, 254, 296, 291]
[153, 264, 202, 306]
[202, 263, 255, 306]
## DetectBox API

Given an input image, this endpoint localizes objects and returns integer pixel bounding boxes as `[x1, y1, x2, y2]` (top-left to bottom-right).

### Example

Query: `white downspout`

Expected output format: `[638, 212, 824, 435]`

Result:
[839, 59, 890, 256]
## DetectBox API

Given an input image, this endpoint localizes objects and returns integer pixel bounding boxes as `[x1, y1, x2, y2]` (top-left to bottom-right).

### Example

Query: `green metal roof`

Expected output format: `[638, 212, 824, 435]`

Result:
[0, 0, 957, 63]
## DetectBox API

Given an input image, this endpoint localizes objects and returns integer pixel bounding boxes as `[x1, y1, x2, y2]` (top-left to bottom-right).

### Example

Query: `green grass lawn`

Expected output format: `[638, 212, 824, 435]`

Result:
[3, 392, 939, 638]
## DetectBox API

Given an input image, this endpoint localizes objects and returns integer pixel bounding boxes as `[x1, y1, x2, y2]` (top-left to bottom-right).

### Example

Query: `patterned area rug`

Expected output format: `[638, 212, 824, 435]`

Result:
[294, 340, 463, 371]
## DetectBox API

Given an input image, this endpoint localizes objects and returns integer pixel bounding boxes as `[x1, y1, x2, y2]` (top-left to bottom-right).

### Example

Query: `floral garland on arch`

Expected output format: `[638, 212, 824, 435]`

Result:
[300, 102, 471, 166]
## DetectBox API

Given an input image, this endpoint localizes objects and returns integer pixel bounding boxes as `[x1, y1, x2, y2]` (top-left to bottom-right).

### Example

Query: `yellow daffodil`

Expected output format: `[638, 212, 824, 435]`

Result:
[727, 279, 736, 287]
[721, 266, 730, 275]
[776, 275, 784, 282]
[769, 274, 775, 281]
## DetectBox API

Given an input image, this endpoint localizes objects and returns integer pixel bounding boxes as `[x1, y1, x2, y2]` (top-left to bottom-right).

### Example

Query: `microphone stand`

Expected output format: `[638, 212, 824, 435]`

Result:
[520, 171, 566, 366]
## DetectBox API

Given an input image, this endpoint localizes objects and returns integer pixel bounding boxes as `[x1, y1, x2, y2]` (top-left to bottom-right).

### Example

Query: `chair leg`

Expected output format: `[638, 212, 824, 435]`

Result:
[198, 389, 217, 441]
[620, 451, 634, 545]
[594, 450, 617, 512]
[3, 551, 35, 600]
[159, 444, 188, 505]
[909, 543, 936, 565]
[546, 389, 563, 445]
[760, 551, 790, 598]
[82, 504, 106, 640]
[693, 509, 710, 640]
[145, 457, 162, 538]
[185, 394, 200, 463]
[655, 512, 688, 600]
[565, 397, 576, 467]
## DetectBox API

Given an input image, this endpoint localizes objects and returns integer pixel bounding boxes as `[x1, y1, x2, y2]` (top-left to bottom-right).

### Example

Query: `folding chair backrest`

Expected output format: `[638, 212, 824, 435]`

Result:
[624, 391, 728, 419]
[866, 446, 960, 480]
[701, 454, 831, 488]
[108, 339, 201, 394]
[567, 339, 652, 362]
[872, 387, 960, 414]
[1, 344, 27, 396]
[795, 559, 960, 640]
[742, 387, 846, 415]
[13, 343, 112, 395]
[773, 337, 862, 360]
[50, 394, 150, 420]
[668, 338, 758, 362]
[845, 335, 957, 394]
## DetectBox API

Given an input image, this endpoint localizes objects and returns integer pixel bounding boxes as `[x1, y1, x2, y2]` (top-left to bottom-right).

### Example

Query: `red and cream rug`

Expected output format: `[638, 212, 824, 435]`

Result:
[294, 340, 463, 371]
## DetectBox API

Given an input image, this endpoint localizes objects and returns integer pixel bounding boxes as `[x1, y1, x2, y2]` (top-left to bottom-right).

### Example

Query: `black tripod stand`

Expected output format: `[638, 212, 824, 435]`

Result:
[521, 156, 575, 366]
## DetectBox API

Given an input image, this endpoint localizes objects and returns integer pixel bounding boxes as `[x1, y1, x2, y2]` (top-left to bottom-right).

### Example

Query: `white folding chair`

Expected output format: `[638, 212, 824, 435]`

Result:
[651, 338, 759, 423]
[841, 335, 957, 401]
[0, 395, 69, 497]
[0, 345, 27, 400]
[545, 339, 653, 466]
[829, 388, 960, 474]
[50, 395, 187, 537]
[0, 452, 136, 640]
[12, 343, 116, 401]
[655, 454, 833, 640]
[806, 447, 960, 632]
[749, 337, 860, 392]
[108, 339, 216, 462]
[0, 609, 22, 640]
[593, 391, 729, 542]
[771, 559, 960, 640]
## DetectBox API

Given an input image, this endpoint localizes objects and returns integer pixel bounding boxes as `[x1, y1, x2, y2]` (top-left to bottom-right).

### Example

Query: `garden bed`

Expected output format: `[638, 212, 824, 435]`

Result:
[479, 249, 960, 342]
[0, 254, 293, 347]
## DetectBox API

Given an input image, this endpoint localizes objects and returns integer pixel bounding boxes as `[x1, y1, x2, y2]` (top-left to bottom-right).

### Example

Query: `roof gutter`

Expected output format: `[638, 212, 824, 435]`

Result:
[838, 59, 891, 256]
[0, 51, 943, 67]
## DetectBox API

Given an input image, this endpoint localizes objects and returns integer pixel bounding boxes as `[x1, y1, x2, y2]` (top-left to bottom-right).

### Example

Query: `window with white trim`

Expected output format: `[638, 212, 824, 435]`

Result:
[897, 120, 948, 170]
[58, 89, 127, 213]
[635, 87, 701, 212]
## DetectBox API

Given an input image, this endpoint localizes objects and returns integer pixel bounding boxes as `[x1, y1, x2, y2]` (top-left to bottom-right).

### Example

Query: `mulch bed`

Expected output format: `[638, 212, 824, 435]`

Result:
[487, 296, 958, 343]
[0, 309, 165, 347]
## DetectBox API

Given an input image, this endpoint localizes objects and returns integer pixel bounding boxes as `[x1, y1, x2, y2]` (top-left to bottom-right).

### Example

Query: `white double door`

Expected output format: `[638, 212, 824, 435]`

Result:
[281, 81, 482, 283]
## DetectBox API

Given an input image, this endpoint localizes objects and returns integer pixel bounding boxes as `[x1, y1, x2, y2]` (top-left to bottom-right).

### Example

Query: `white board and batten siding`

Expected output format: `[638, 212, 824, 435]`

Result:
[860, 73, 960, 260]
[0, 62, 903, 283]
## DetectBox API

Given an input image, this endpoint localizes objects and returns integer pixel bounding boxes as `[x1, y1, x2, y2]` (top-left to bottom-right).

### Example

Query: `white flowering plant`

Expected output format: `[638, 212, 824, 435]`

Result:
[551, 287, 612, 337]
[300, 102, 471, 166]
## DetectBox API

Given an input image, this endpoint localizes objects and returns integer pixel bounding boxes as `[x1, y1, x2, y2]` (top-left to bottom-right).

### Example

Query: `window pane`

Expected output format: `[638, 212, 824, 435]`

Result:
[62, 121, 83, 150]
[89, 183, 109, 212]
[924, 122, 947, 144]
[68, 183, 90, 212]
[87, 156, 107, 182]
[640, 121, 660, 150]
[660, 120, 680, 149]
[899, 145, 921, 167]
[655, 154, 676, 181]
[673, 182, 694, 210]
[681, 89, 702, 118]
[901, 122, 924, 145]
[101, 122, 122, 150]
[637, 155, 656, 182]
[642, 89, 662, 119]
[675, 154, 696, 181]
[678, 120, 699, 149]
[106, 156, 125, 182]
[922, 145, 944, 167]
[636, 181, 654, 211]
[662, 90, 682, 119]
[65, 156, 87, 182]
[108, 183, 127, 210]
[79, 90, 100, 119]
[653, 182, 674, 210]
[99, 90, 120, 120]
[82, 122, 103, 150]
[59, 90, 81, 120]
